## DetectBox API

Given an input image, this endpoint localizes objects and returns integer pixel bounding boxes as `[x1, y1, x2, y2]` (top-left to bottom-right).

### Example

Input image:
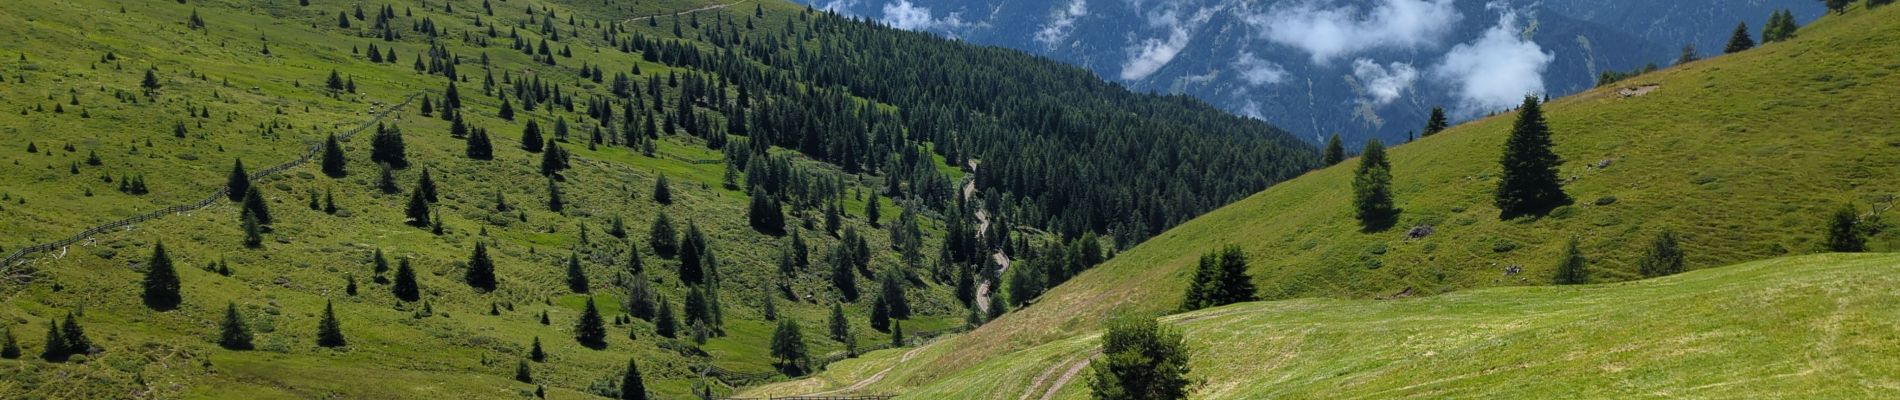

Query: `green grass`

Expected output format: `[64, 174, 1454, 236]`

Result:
[762, 4, 1900, 396]
[904, 252, 1900, 399]
[0, 0, 971, 397]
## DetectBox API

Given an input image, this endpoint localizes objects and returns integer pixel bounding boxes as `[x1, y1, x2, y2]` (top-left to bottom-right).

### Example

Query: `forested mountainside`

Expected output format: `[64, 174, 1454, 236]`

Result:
[0, 0, 1309, 397]
[801, 0, 1825, 146]
[747, 3, 1900, 397]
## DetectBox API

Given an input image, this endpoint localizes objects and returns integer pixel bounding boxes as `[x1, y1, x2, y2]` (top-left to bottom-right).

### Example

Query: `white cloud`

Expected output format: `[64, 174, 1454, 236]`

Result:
[1246, 0, 1461, 65]
[1351, 58, 1417, 106]
[1118, 4, 1220, 81]
[1431, 4, 1553, 116]
[880, 0, 965, 32]
[1233, 51, 1289, 86]
[1035, 0, 1089, 48]
[821, 0, 858, 14]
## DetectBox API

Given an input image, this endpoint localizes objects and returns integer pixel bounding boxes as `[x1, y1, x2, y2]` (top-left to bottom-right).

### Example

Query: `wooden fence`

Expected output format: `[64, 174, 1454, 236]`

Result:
[0, 92, 423, 271]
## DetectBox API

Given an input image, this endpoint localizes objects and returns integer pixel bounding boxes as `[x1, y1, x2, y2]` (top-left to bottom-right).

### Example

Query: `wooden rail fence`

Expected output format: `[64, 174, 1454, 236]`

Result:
[0, 92, 423, 271]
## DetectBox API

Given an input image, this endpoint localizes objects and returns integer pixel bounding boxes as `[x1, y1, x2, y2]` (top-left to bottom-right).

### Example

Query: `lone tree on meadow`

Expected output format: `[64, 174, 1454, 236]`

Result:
[321, 134, 347, 177]
[1827, 203, 1867, 252]
[769, 319, 810, 375]
[652, 175, 673, 204]
[219, 302, 255, 350]
[1494, 96, 1569, 219]
[1423, 107, 1450, 136]
[370, 123, 408, 169]
[393, 257, 421, 302]
[142, 241, 182, 311]
[226, 159, 251, 202]
[575, 297, 608, 349]
[566, 253, 590, 293]
[316, 300, 347, 348]
[1724, 22, 1756, 54]
[1554, 237, 1589, 285]
[465, 242, 498, 291]
[620, 358, 649, 400]
[1089, 314, 1193, 400]
[1352, 139, 1397, 231]
[1639, 229, 1686, 277]
[1180, 245, 1256, 311]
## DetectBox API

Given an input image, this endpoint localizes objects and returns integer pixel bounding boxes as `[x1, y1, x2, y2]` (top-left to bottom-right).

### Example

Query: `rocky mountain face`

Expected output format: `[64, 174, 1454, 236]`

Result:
[801, 0, 1823, 145]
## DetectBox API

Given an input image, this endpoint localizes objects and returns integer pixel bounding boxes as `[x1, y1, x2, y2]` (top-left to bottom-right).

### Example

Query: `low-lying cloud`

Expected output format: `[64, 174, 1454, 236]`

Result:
[1247, 0, 1461, 65]
[1431, 3, 1553, 116]
[1351, 59, 1417, 106]
[1119, 4, 1220, 81]
[881, 0, 965, 32]
[1035, 0, 1090, 48]
[1233, 51, 1289, 86]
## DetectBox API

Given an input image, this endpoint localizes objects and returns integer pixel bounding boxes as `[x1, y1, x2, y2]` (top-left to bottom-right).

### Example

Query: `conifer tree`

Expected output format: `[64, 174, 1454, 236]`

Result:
[625, 273, 655, 320]
[0, 327, 18, 359]
[405, 188, 432, 227]
[620, 359, 648, 400]
[1180, 246, 1256, 311]
[1639, 230, 1687, 277]
[879, 269, 911, 319]
[832, 249, 858, 301]
[242, 209, 265, 248]
[316, 300, 347, 348]
[654, 296, 678, 338]
[226, 159, 251, 202]
[466, 242, 498, 291]
[625, 243, 645, 275]
[321, 134, 347, 177]
[986, 289, 1007, 320]
[515, 360, 534, 383]
[521, 120, 544, 152]
[465, 128, 494, 160]
[416, 168, 438, 203]
[219, 302, 255, 350]
[866, 192, 882, 227]
[142, 68, 163, 97]
[373, 248, 390, 275]
[652, 175, 673, 204]
[769, 319, 808, 375]
[529, 337, 546, 362]
[241, 187, 273, 225]
[1494, 96, 1569, 218]
[393, 257, 420, 302]
[1423, 107, 1450, 136]
[546, 178, 564, 212]
[1088, 315, 1191, 400]
[540, 139, 566, 176]
[749, 190, 785, 234]
[143, 241, 183, 311]
[648, 212, 678, 257]
[762, 292, 778, 321]
[566, 253, 590, 293]
[377, 163, 401, 194]
[1322, 133, 1345, 166]
[869, 296, 890, 332]
[828, 302, 850, 342]
[40, 319, 65, 362]
[60, 312, 92, 357]
[575, 297, 607, 349]
[1554, 237, 1589, 285]
[1827, 204, 1867, 252]
[1724, 22, 1756, 54]
[1352, 139, 1397, 231]
[890, 320, 904, 347]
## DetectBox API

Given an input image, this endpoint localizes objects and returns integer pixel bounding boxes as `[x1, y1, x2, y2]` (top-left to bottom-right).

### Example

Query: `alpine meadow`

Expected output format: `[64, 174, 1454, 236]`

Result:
[1, 0, 1897, 399]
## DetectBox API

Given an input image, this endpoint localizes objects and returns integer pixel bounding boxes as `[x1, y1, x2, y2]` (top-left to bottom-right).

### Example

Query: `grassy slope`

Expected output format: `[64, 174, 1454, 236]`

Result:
[749, 4, 1900, 396]
[915, 253, 1900, 399]
[0, 0, 964, 398]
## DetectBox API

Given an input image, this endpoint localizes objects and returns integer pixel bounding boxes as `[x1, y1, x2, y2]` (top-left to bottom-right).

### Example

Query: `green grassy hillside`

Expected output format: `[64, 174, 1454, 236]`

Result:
[908, 253, 1900, 399]
[748, 4, 1900, 396]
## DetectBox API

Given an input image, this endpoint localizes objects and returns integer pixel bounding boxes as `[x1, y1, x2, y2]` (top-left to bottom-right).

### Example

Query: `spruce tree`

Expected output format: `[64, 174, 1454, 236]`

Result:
[540, 139, 566, 177]
[769, 319, 808, 375]
[0, 327, 18, 359]
[405, 188, 432, 227]
[515, 360, 534, 383]
[416, 168, 438, 203]
[60, 312, 91, 357]
[1554, 237, 1589, 285]
[762, 293, 778, 321]
[521, 120, 544, 152]
[1494, 96, 1569, 219]
[1423, 107, 1450, 136]
[1724, 22, 1756, 54]
[654, 296, 678, 338]
[1088, 315, 1192, 400]
[749, 190, 784, 234]
[832, 250, 858, 301]
[226, 159, 251, 202]
[1352, 139, 1397, 231]
[1639, 230, 1686, 277]
[242, 187, 273, 225]
[219, 302, 255, 350]
[866, 192, 882, 227]
[40, 319, 65, 362]
[316, 300, 347, 348]
[648, 212, 678, 257]
[890, 320, 904, 347]
[321, 134, 347, 177]
[829, 302, 850, 342]
[138, 241, 184, 311]
[652, 175, 673, 204]
[529, 337, 546, 362]
[869, 296, 890, 332]
[373, 248, 390, 275]
[1322, 133, 1345, 166]
[566, 253, 590, 293]
[393, 258, 420, 302]
[242, 209, 265, 248]
[626, 273, 655, 320]
[575, 297, 607, 349]
[620, 359, 648, 400]
[465, 128, 494, 160]
[545, 178, 564, 212]
[466, 242, 498, 291]
[1827, 204, 1866, 252]
[879, 269, 910, 319]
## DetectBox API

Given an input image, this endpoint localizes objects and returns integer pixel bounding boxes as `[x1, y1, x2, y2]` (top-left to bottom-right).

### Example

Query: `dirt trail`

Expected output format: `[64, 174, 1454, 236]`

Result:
[965, 161, 1014, 314]
[1019, 350, 1100, 400]
[620, 0, 747, 24]
[808, 339, 938, 396]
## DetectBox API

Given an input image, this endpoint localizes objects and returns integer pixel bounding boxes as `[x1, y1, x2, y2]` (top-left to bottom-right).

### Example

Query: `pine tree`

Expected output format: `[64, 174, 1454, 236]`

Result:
[832, 249, 858, 301]
[566, 253, 590, 293]
[466, 242, 498, 291]
[1827, 204, 1867, 252]
[1724, 22, 1756, 54]
[889, 320, 904, 347]
[625, 243, 645, 275]
[465, 128, 494, 160]
[654, 296, 678, 338]
[529, 337, 546, 362]
[648, 212, 678, 258]
[652, 175, 673, 204]
[241, 208, 265, 248]
[1423, 107, 1449, 136]
[326, 70, 346, 93]
[866, 192, 882, 227]
[515, 359, 535, 383]
[1089, 315, 1192, 400]
[869, 296, 890, 332]
[405, 188, 432, 227]
[762, 293, 778, 321]
[321, 134, 347, 177]
[1639, 230, 1687, 277]
[546, 178, 564, 212]
[769, 319, 809, 375]
[393, 258, 420, 301]
[521, 120, 544, 152]
[141, 68, 163, 97]
[345, 274, 359, 296]
[39, 319, 65, 362]
[0, 327, 19, 359]
[416, 168, 438, 203]
[828, 302, 850, 342]
[58, 312, 91, 358]
[226, 159, 251, 202]
[620, 359, 648, 400]
[1494, 96, 1569, 219]
[626, 273, 655, 320]
[1352, 139, 1397, 231]
[373, 248, 390, 275]
[879, 269, 911, 319]
[377, 163, 401, 194]
[135, 240, 184, 311]
[316, 300, 347, 348]
[749, 190, 784, 234]
[575, 297, 607, 349]
[219, 302, 255, 350]
[1554, 237, 1589, 285]
[240, 186, 273, 225]
[1322, 133, 1345, 166]
[540, 139, 566, 176]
